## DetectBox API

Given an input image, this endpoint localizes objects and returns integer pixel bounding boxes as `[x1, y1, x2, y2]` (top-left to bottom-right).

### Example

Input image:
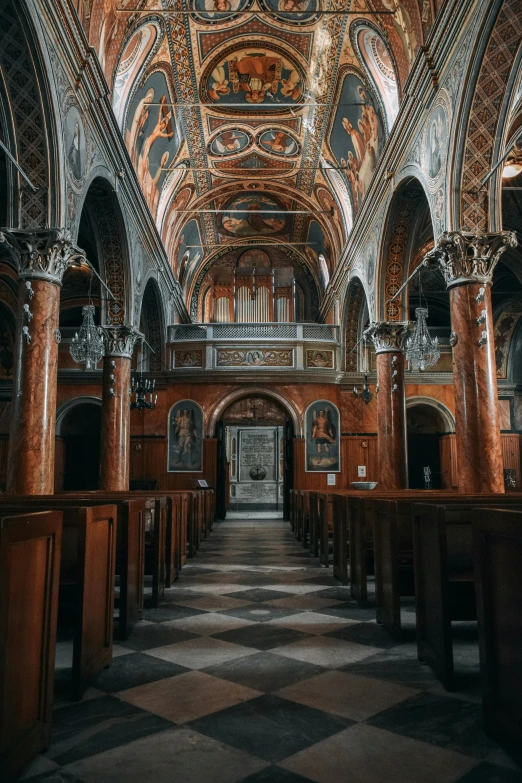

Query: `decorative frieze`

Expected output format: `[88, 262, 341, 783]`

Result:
[101, 325, 143, 358]
[174, 349, 203, 368]
[0, 228, 86, 285]
[216, 349, 293, 367]
[364, 321, 410, 354]
[306, 350, 334, 369]
[432, 231, 518, 288]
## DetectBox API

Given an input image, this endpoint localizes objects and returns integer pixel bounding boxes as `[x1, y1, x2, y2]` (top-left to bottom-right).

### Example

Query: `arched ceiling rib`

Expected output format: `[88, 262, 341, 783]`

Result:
[80, 1, 423, 312]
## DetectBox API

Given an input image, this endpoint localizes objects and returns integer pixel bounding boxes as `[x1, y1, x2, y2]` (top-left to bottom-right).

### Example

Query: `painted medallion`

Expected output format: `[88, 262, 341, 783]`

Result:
[219, 193, 288, 237]
[257, 129, 300, 156]
[209, 129, 252, 156]
[257, 0, 321, 25]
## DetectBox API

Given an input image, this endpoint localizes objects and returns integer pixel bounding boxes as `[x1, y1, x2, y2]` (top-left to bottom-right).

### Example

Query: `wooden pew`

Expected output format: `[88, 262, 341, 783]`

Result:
[473, 507, 522, 764]
[308, 491, 320, 557]
[332, 494, 349, 584]
[290, 489, 297, 533]
[0, 502, 117, 699]
[301, 492, 311, 549]
[413, 501, 522, 690]
[373, 494, 522, 640]
[3, 496, 146, 640]
[0, 511, 62, 781]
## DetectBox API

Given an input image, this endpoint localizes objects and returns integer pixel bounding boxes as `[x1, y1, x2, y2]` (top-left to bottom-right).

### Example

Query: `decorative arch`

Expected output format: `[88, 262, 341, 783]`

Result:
[56, 396, 102, 436]
[459, 0, 522, 232]
[208, 388, 302, 438]
[75, 177, 130, 326]
[351, 21, 400, 132]
[377, 175, 434, 321]
[405, 396, 456, 434]
[342, 276, 369, 372]
[112, 20, 163, 128]
[139, 278, 165, 372]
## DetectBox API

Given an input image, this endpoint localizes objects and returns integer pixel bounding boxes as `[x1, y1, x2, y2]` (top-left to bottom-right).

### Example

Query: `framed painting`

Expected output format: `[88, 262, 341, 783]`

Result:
[168, 400, 204, 472]
[304, 401, 341, 472]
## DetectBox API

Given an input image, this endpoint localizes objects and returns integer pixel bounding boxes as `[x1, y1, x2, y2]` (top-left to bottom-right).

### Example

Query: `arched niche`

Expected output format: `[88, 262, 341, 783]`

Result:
[208, 388, 302, 438]
[405, 398, 455, 490]
[56, 397, 102, 491]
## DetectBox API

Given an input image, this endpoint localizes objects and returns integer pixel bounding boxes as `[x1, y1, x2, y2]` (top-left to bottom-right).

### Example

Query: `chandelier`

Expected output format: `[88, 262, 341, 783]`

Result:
[406, 307, 440, 371]
[131, 373, 157, 412]
[352, 373, 377, 404]
[69, 305, 104, 370]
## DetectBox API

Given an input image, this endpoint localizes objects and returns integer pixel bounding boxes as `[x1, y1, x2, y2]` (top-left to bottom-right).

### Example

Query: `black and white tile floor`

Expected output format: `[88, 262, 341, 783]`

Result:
[23, 518, 522, 783]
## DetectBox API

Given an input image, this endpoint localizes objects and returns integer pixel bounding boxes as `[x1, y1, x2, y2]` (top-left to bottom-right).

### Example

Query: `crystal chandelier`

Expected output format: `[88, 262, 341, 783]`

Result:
[130, 374, 157, 412]
[70, 305, 104, 370]
[406, 307, 440, 371]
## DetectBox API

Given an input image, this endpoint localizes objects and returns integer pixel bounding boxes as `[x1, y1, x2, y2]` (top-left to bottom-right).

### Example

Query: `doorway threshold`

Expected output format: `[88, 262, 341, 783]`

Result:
[226, 511, 284, 519]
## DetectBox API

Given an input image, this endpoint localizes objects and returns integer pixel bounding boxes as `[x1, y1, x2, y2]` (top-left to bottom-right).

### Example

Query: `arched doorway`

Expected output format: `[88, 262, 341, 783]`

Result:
[406, 402, 449, 489]
[213, 393, 295, 519]
[58, 401, 102, 490]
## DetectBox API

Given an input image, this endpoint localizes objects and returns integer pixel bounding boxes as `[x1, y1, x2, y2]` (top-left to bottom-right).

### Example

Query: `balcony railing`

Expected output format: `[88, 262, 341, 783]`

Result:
[168, 323, 339, 343]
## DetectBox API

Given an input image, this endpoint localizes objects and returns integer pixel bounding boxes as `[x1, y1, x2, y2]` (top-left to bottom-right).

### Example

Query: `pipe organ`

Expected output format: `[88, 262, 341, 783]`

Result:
[208, 267, 296, 323]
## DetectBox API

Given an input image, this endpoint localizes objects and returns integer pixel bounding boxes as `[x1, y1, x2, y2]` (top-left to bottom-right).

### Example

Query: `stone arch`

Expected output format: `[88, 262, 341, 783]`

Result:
[405, 396, 455, 433]
[56, 396, 102, 436]
[75, 176, 130, 326]
[0, 0, 60, 228]
[342, 275, 370, 372]
[138, 278, 165, 372]
[208, 388, 302, 438]
[458, 0, 522, 232]
[377, 175, 434, 321]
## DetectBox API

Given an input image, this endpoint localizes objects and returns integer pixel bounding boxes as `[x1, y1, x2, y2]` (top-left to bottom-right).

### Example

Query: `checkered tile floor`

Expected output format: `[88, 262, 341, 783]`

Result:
[23, 518, 522, 783]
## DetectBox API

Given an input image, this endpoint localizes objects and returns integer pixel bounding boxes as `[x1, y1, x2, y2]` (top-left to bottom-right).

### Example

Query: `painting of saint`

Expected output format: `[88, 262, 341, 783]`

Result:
[329, 74, 385, 217]
[209, 130, 252, 156]
[64, 105, 86, 182]
[258, 129, 299, 156]
[426, 105, 447, 180]
[220, 194, 287, 237]
[191, 0, 251, 20]
[207, 49, 303, 108]
[305, 401, 340, 471]
[125, 71, 179, 218]
[168, 401, 203, 472]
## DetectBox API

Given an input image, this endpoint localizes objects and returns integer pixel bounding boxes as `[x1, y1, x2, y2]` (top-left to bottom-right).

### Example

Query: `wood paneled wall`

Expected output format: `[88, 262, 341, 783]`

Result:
[293, 436, 378, 490]
[130, 437, 217, 490]
[439, 433, 522, 490]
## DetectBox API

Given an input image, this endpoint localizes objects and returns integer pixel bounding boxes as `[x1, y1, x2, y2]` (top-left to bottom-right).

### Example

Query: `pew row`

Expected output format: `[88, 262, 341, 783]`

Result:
[0, 511, 62, 782]
[473, 507, 522, 764]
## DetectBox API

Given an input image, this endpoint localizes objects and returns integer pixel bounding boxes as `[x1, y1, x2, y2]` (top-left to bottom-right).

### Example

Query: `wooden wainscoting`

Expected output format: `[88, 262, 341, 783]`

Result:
[439, 432, 522, 489]
[293, 436, 378, 491]
[130, 437, 218, 490]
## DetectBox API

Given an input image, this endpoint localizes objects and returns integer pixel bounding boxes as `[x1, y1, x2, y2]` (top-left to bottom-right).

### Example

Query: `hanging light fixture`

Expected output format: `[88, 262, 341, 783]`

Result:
[130, 373, 157, 412]
[352, 335, 378, 403]
[69, 267, 104, 369]
[406, 307, 440, 371]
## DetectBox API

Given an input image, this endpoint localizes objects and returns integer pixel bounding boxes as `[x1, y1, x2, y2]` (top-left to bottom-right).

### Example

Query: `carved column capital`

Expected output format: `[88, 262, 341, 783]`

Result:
[432, 230, 518, 289]
[101, 325, 143, 358]
[0, 228, 86, 285]
[364, 321, 410, 354]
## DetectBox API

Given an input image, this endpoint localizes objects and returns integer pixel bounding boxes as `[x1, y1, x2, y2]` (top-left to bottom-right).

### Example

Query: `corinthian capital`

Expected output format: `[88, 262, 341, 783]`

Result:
[433, 230, 517, 289]
[101, 325, 143, 358]
[364, 321, 410, 354]
[0, 228, 86, 285]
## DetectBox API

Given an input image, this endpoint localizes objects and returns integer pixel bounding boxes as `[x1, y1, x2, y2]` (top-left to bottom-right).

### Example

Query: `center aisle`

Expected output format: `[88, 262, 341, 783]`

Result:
[26, 518, 519, 783]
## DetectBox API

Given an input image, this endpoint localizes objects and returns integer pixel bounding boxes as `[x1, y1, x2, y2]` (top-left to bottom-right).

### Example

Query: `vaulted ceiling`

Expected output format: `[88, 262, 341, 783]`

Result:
[80, 0, 428, 312]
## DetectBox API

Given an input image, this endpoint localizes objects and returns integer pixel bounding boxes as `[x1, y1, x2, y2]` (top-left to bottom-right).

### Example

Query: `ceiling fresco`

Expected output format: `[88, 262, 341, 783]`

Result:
[82, 0, 425, 312]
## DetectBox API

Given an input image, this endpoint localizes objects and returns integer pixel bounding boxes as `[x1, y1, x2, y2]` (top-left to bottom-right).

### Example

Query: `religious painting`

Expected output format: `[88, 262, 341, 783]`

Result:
[113, 24, 159, 125]
[306, 350, 333, 369]
[168, 401, 203, 472]
[64, 104, 87, 183]
[125, 71, 179, 216]
[305, 401, 340, 472]
[176, 219, 202, 285]
[258, 129, 300, 156]
[209, 129, 252, 156]
[381, 0, 418, 66]
[190, 0, 253, 22]
[174, 350, 203, 368]
[205, 48, 304, 108]
[237, 248, 271, 268]
[329, 72, 385, 217]
[424, 94, 449, 184]
[219, 193, 288, 237]
[258, 0, 320, 24]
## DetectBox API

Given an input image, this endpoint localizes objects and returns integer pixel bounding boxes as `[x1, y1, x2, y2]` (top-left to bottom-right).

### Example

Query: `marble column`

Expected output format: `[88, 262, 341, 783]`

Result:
[433, 230, 518, 494]
[365, 321, 410, 490]
[100, 326, 142, 491]
[0, 229, 85, 495]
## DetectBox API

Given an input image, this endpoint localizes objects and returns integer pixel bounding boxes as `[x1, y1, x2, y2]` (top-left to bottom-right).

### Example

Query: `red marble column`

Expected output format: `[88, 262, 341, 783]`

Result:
[100, 327, 141, 491]
[0, 230, 85, 495]
[366, 322, 410, 490]
[434, 231, 518, 494]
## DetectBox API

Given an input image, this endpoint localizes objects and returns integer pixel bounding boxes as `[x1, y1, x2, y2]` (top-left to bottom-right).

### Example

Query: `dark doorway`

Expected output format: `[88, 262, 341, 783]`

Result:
[61, 403, 102, 490]
[407, 404, 444, 489]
